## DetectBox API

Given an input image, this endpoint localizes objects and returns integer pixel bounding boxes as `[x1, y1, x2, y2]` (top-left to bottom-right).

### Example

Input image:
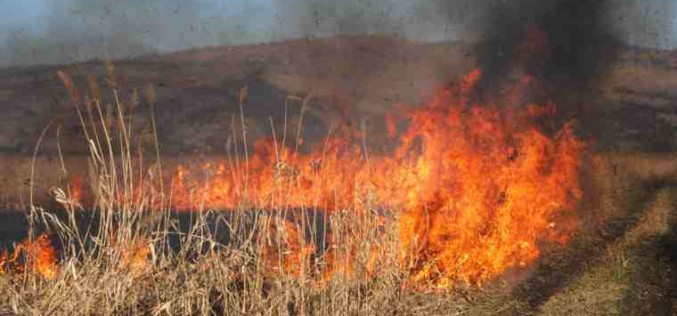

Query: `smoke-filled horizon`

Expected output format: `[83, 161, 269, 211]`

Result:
[0, 0, 674, 68]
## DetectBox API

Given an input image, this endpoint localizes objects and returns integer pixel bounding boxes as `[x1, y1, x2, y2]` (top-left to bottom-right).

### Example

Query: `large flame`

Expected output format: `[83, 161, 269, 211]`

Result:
[164, 69, 584, 288]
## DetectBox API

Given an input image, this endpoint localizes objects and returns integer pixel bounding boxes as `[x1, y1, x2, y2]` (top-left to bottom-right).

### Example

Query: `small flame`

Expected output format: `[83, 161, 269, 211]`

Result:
[69, 174, 83, 206]
[119, 238, 151, 276]
[1, 234, 59, 280]
[258, 217, 315, 279]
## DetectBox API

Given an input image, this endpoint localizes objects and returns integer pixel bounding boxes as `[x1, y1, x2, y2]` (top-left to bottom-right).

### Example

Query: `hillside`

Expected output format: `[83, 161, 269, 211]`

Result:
[0, 36, 673, 156]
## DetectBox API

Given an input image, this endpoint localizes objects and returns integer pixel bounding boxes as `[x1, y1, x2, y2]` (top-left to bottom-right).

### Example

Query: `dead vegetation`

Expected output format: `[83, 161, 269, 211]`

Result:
[0, 65, 674, 316]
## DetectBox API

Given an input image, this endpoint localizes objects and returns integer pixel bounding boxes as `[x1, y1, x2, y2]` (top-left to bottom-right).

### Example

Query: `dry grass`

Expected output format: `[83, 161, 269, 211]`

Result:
[0, 67, 674, 316]
[538, 189, 676, 316]
[537, 155, 676, 316]
[0, 69, 502, 316]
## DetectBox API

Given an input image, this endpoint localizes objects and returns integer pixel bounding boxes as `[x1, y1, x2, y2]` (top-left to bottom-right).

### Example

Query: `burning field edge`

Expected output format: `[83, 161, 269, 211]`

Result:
[0, 54, 674, 315]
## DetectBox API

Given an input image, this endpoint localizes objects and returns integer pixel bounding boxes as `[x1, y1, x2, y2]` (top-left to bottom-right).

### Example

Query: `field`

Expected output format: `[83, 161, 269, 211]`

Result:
[0, 153, 674, 315]
[0, 37, 674, 315]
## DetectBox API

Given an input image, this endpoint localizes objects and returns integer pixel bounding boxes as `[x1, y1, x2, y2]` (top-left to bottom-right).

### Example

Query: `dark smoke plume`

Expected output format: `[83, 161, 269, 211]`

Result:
[474, 0, 617, 109]
[0, 0, 673, 68]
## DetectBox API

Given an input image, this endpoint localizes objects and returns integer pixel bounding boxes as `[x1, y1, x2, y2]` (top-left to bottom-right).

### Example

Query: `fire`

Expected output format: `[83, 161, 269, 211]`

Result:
[117, 237, 151, 276]
[69, 174, 84, 206]
[0, 250, 8, 276]
[52, 22, 584, 289]
[394, 70, 584, 287]
[1, 234, 59, 280]
[258, 216, 316, 278]
[165, 68, 584, 288]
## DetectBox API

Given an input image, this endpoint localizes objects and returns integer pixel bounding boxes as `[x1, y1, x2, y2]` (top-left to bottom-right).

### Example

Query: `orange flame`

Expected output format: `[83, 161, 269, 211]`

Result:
[0, 250, 8, 276]
[32, 235, 59, 279]
[1, 234, 59, 280]
[164, 69, 584, 288]
[258, 217, 316, 279]
[62, 68, 582, 288]
[69, 174, 84, 206]
[118, 237, 151, 276]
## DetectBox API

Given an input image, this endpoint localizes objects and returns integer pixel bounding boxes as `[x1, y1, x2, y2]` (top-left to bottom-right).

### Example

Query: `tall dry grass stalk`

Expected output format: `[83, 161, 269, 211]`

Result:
[5, 64, 668, 315]
[0, 65, 497, 315]
[0, 60, 673, 315]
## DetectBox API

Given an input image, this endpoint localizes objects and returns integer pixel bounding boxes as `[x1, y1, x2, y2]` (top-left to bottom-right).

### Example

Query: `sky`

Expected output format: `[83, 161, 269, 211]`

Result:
[0, 0, 675, 67]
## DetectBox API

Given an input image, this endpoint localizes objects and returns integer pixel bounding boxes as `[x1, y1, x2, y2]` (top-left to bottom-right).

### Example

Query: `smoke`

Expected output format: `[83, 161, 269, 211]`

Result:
[272, 0, 402, 38]
[0, 0, 674, 68]
[611, 0, 675, 49]
[270, 0, 519, 42]
[473, 0, 617, 103]
[1, 0, 206, 67]
[273, 0, 675, 46]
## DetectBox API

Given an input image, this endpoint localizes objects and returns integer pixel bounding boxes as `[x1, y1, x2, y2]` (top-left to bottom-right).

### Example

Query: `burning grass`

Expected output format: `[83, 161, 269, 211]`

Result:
[165, 68, 584, 288]
[4, 63, 582, 314]
[0, 63, 672, 315]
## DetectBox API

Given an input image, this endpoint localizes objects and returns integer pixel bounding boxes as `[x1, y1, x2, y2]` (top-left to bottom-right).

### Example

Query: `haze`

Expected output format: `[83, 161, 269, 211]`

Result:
[0, 0, 674, 68]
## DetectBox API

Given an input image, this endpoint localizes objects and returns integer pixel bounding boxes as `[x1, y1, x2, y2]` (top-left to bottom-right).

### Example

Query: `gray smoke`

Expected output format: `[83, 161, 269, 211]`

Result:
[610, 0, 674, 48]
[0, 0, 206, 67]
[272, 0, 674, 45]
[270, 0, 523, 41]
[0, 0, 673, 68]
